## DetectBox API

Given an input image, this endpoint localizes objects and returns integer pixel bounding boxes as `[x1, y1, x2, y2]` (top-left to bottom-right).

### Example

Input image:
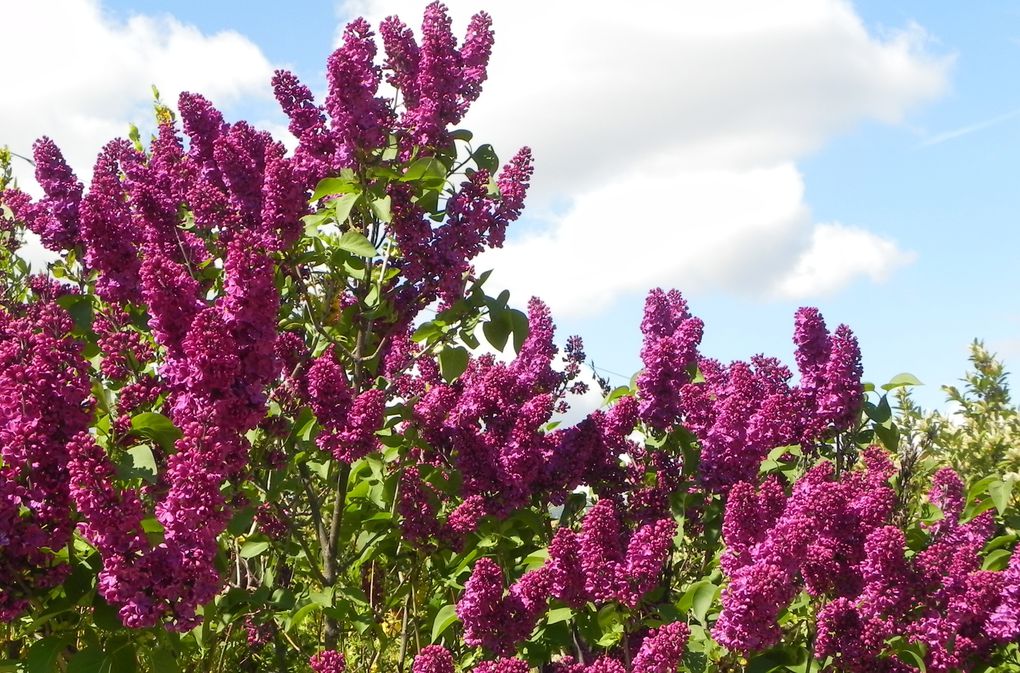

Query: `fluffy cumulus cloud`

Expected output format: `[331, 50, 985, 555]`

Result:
[342, 0, 951, 315]
[773, 223, 918, 299]
[3, 0, 275, 185]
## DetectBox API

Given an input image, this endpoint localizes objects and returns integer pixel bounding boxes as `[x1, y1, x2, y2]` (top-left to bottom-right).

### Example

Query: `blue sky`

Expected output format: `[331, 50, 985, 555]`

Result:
[5, 0, 1018, 412]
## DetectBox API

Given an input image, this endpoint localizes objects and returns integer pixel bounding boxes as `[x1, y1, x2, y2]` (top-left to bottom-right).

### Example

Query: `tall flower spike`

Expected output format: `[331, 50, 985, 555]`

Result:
[0, 300, 91, 620]
[793, 306, 830, 388]
[816, 324, 863, 432]
[458, 557, 512, 653]
[618, 517, 677, 608]
[458, 11, 495, 111]
[637, 288, 703, 430]
[178, 92, 227, 167]
[380, 15, 421, 102]
[585, 659, 628, 673]
[271, 70, 325, 139]
[580, 499, 625, 602]
[78, 139, 143, 303]
[31, 136, 83, 250]
[326, 17, 391, 160]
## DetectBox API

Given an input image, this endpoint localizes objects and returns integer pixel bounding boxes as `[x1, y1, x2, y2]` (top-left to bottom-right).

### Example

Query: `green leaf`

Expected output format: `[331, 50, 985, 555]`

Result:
[289, 602, 322, 633]
[401, 157, 447, 183]
[882, 372, 923, 391]
[898, 646, 927, 673]
[301, 209, 333, 236]
[522, 549, 550, 570]
[596, 604, 621, 631]
[331, 191, 361, 224]
[92, 595, 123, 631]
[227, 506, 255, 537]
[26, 635, 71, 673]
[450, 129, 473, 142]
[67, 648, 108, 673]
[509, 309, 529, 353]
[460, 328, 480, 350]
[683, 651, 709, 673]
[865, 395, 892, 424]
[431, 604, 460, 643]
[983, 548, 1012, 571]
[109, 642, 136, 673]
[311, 177, 358, 201]
[240, 540, 270, 559]
[985, 533, 1018, 552]
[310, 587, 335, 607]
[692, 582, 717, 624]
[415, 188, 441, 215]
[473, 144, 499, 173]
[411, 321, 442, 343]
[546, 607, 572, 625]
[56, 294, 94, 333]
[873, 422, 899, 451]
[988, 480, 1015, 515]
[141, 517, 165, 534]
[482, 316, 511, 351]
[370, 195, 392, 224]
[336, 230, 377, 258]
[131, 412, 182, 451]
[968, 475, 1000, 504]
[678, 580, 717, 624]
[603, 386, 631, 405]
[439, 346, 470, 383]
[148, 648, 180, 673]
[122, 445, 158, 483]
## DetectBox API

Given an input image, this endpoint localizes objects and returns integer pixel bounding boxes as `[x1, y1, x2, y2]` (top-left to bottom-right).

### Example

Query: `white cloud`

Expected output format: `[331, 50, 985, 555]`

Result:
[3, 0, 275, 189]
[340, 0, 948, 314]
[772, 223, 917, 299]
[477, 163, 813, 312]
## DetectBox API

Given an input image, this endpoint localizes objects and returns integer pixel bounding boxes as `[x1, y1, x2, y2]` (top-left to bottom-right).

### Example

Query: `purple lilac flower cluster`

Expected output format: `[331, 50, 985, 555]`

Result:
[630, 622, 691, 673]
[636, 288, 704, 430]
[306, 348, 386, 464]
[0, 297, 91, 620]
[380, 2, 494, 149]
[397, 466, 441, 545]
[847, 468, 1015, 673]
[678, 306, 863, 490]
[488, 622, 688, 673]
[473, 658, 531, 673]
[7, 90, 304, 629]
[411, 298, 564, 515]
[412, 645, 456, 673]
[244, 614, 274, 649]
[309, 649, 346, 673]
[457, 557, 546, 655]
[269, 3, 529, 311]
[404, 300, 656, 547]
[458, 499, 675, 655]
[721, 458, 1020, 673]
[3, 138, 83, 251]
[715, 447, 896, 652]
[398, 145, 533, 306]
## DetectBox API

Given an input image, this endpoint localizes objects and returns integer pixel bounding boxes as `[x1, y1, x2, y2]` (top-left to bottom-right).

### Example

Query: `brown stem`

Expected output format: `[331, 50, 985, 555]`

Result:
[297, 462, 328, 552]
[322, 462, 352, 648]
[397, 591, 412, 673]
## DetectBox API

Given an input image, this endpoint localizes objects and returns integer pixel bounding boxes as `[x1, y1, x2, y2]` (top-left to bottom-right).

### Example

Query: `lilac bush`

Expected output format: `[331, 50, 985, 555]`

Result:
[0, 3, 1017, 673]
